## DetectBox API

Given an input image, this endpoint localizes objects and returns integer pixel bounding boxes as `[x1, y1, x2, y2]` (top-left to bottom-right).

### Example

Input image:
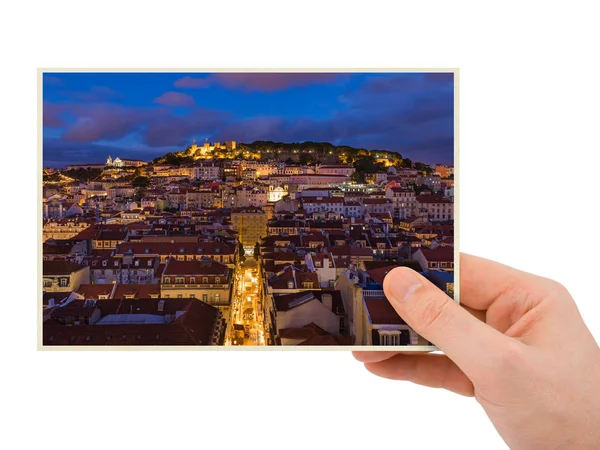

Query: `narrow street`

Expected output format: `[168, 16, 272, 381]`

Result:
[228, 258, 265, 346]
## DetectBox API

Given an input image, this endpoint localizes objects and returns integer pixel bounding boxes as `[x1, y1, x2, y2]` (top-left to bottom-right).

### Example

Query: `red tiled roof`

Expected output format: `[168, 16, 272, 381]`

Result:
[43, 298, 222, 346]
[279, 322, 329, 339]
[418, 246, 454, 262]
[297, 335, 354, 345]
[163, 259, 229, 276]
[329, 246, 373, 257]
[43, 261, 86, 276]
[364, 297, 407, 325]
[416, 194, 452, 204]
[112, 284, 161, 299]
[76, 284, 114, 299]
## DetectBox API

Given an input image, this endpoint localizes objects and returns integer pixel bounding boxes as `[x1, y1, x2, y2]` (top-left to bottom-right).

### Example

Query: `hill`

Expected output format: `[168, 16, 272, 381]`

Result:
[150, 140, 424, 170]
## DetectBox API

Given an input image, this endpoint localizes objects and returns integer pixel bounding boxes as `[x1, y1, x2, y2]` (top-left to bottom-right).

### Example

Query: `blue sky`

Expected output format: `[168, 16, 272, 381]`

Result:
[42, 71, 454, 167]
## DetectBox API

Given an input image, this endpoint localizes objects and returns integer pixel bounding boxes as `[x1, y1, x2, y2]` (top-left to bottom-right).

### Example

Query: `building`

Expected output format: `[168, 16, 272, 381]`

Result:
[65, 163, 106, 171]
[42, 219, 92, 242]
[416, 194, 454, 222]
[160, 258, 233, 312]
[193, 163, 222, 181]
[267, 184, 288, 203]
[316, 164, 356, 176]
[417, 174, 442, 192]
[270, 291, 350, 345]
[43, 261, 90, 292]
[386, 187, 417, 219]
[43, 298, 225, 346]
[334, 264, 429, 346]
[231, 207, 267, 249]
[365, 172, 388, 185]
[115, 241, 236, 267]
[235, 187, 268, 208]
[435, 165, 454, 178]
[413, 247, 455, 272]
[106, 156, 147, 167]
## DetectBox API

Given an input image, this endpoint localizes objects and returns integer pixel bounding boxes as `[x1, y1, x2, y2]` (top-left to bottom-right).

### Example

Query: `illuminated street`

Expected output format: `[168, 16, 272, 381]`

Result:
[229, 257, 265, 346]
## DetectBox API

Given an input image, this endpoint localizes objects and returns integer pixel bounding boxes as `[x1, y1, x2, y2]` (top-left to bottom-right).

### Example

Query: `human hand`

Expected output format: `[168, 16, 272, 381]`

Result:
[353, 253, 600, 450]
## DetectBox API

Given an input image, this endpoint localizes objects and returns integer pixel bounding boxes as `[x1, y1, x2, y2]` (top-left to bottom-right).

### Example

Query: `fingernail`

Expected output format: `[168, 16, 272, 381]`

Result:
[384, 268, 423, 304]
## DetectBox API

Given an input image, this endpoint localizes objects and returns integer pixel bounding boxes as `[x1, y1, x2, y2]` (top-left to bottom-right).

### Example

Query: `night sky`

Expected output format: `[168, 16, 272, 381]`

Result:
[42, 72, 454, 168]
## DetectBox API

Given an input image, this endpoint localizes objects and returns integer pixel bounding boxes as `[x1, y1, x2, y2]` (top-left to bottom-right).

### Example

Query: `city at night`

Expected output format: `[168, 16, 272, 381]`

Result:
[41, 71, 456, 347]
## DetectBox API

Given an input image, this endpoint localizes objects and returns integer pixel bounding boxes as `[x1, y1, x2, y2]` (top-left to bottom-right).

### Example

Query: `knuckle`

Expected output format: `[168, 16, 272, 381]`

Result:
[496, 340, 526, 368]
[416, 295, 453, 330]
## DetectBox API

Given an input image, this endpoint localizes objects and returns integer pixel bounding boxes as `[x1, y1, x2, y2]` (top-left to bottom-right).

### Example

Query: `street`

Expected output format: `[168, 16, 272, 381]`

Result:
[228, 258, 265, 346]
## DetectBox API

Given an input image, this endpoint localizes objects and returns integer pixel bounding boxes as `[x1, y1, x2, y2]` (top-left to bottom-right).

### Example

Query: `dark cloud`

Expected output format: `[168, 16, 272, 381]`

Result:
[143, 108, 231, 147]
[61, 103, 161, 142]
[43, 138, 180, 167]
[44, 72, 454, 166]
[174, 73, 342, 92]
[62, 86, 120, 102]
[43, 101, 67, 128]
[153, 91, 195, 107]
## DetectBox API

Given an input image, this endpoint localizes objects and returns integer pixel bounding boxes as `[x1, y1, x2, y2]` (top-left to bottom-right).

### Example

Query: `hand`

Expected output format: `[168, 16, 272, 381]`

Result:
[353, 253, 600, 450]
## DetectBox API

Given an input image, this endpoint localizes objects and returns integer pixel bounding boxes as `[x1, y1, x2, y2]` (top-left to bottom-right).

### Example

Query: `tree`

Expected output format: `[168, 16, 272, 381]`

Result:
[253, 242, 260, 260]
[299, 152, 316, 166]
[132, 176, 150, 188]
[133, 187, 146, 202]
[402, 158, 413, 168]
[350, 171, 365, 184]
[238, 243, 246, 263]
[414, 162, 433, 174]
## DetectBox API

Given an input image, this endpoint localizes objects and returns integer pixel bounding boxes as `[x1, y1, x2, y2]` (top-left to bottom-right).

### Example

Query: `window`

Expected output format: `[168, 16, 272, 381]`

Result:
[215, 294, 220, 303]
[215, 276, 220, 284]
[134, 260, 139, 267]
[177, 294, 183, 299]
[381, 332, 401, 346]
[164, 277, 171, 284]
[190, 277, 196, 284]
[202, 277, 208, 283]
[202, 294, 208, 302]
[60, 278, 68, 287]
[190, 294, 195, 298]
[176, 277, 185, 284]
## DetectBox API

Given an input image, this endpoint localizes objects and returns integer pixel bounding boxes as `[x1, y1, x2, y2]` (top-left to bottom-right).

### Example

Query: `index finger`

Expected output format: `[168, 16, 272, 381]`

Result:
[459, 253, 546, 310]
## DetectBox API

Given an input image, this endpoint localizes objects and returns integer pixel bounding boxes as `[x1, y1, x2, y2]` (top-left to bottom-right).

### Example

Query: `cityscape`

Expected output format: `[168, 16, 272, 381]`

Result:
[41, 72, 455, 347]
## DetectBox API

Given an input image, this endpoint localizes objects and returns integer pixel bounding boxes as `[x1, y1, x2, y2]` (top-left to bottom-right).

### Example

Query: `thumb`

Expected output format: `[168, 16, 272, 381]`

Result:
[383, 267, 509, 378]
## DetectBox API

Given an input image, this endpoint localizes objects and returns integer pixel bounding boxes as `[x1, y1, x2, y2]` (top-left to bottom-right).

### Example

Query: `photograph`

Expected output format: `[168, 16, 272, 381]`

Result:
[40, 70, 457, 348]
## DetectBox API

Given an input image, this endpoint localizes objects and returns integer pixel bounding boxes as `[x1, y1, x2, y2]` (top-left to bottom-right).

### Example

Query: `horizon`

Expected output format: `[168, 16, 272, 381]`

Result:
[42, 72, 455, 167]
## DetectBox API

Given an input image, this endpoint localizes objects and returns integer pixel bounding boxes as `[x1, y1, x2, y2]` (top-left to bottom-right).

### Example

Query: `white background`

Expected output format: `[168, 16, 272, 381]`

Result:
[2, 1, 599, 449]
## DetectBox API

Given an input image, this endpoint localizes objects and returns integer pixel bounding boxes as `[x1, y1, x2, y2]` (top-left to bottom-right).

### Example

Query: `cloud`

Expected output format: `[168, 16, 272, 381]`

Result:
[61, 103, 163, 142]
[173, 76, 212, 89]
[43, 101, 67, 127]
[43, 75, 64, 86]
[63, 86, 120, 102]
[154, 91, 195, 107]
[43, 138, 179, 167]
[143, 108, 230, 147]
[174, 72, 342, 92]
